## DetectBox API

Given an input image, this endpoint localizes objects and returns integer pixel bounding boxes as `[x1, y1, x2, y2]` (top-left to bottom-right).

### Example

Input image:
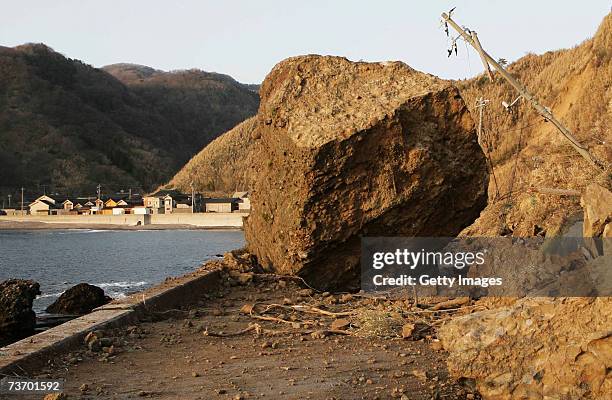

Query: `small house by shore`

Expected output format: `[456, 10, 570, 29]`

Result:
[203, 197, 239, 213]
[144, 189, 195, 214]
[16, 189, 251, 216]
[232, 191, 251, 212]
[28, 195, 62, 215]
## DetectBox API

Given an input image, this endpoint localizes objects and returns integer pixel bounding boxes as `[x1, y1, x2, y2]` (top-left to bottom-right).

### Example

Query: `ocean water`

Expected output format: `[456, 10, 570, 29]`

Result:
[0, 229, 245, 313]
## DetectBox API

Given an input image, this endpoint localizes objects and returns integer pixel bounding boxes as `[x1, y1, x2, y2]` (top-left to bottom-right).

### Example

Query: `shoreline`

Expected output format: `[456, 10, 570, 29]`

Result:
[0, 261, 467, 399]
[0, 220, 241, 231]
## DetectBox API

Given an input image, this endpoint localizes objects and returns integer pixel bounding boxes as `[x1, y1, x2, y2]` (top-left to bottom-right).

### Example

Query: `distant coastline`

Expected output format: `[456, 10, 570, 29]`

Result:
[0, 214, 245, 231]
[0, 221, 237, 231]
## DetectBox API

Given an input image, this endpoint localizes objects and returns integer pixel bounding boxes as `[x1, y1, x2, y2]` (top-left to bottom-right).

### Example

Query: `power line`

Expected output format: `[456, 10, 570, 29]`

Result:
[476, 98, 501, 201]
[442, 11, 603, 171]
[491, 120, 543, 136]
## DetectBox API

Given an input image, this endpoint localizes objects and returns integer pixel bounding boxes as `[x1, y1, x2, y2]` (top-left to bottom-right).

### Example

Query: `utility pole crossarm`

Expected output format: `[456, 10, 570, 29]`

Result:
[441, 12, 603, 171]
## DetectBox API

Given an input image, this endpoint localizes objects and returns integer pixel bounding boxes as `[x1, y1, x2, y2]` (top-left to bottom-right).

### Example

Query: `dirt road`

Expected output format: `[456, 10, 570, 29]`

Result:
[25, 276, 478, 399]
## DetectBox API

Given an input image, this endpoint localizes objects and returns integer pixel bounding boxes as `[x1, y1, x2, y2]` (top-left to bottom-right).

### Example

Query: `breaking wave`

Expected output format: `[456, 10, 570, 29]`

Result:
[36, 281, 148, 301]
[96, 281, 148, 289]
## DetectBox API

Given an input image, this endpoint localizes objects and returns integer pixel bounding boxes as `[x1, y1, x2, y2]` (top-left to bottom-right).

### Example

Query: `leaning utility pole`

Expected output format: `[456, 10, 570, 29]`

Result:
[190, 182, 195, 213]
[441, 12, 604, 171]
[471, 32, 493, 82]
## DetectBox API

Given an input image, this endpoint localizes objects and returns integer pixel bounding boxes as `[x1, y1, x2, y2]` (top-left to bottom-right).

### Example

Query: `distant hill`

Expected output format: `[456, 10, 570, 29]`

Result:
[0, 44, 258, 194]
[166, 117, 258, 194]
[102, 64, 260, 154]
[99, 63, 160, 82]
[241, 83, 260, 93]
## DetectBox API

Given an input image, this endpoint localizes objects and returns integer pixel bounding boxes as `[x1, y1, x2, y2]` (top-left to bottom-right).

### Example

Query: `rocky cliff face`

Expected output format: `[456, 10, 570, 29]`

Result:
[244, 56, 488, 289]
[459, 13, 612, 237]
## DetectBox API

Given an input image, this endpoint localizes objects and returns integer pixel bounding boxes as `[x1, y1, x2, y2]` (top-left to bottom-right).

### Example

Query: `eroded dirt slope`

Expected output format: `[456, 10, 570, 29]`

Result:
[459, 12, 612, 236]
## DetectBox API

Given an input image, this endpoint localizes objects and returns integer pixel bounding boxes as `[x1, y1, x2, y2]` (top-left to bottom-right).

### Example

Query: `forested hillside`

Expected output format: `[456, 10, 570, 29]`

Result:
[0, 44, 258, 194]
[103, 63, 259, 155]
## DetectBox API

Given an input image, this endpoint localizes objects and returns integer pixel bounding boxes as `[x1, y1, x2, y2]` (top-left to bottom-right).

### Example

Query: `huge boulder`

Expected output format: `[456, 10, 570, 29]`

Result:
[45, 283, 111, 315]
[244, 55, 488, 289]
[0, 279, 40, 346]
[438, 298, 612, 399]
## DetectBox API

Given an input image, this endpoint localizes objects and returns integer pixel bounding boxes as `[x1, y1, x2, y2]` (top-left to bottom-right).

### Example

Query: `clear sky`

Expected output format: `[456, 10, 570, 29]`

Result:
[1, 1, 610, 84]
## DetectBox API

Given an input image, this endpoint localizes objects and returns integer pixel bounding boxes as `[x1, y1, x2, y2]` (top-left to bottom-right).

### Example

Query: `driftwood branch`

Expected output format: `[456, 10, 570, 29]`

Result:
[204, 323, 261, 337]
[429, 297, 470, 311]
[254, 303, 356, 318]
[527, 187, 581, 197]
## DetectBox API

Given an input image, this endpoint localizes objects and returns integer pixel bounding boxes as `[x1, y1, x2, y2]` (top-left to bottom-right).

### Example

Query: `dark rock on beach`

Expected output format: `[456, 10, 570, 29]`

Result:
[0, 279, 41, 346]
[46, 283, 111, 315]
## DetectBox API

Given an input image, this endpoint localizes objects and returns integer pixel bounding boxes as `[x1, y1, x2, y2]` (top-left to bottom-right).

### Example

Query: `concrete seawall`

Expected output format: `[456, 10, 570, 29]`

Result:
[0, 213, 246, 228]
[0, 269, 222, 375]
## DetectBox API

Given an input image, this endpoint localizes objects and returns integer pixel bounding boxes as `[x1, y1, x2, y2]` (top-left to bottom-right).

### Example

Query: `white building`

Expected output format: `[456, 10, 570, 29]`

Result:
[232, 191, 251, 212]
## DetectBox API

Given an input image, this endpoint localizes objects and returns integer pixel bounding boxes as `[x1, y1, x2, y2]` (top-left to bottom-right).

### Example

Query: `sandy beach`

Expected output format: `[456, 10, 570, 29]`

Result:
[0, 220, 238, 231]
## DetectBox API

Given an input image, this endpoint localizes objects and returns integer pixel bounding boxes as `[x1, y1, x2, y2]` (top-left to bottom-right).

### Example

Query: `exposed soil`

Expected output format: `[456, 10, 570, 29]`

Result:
[23, 277, 479, 400]
[458, 13, 612, 237]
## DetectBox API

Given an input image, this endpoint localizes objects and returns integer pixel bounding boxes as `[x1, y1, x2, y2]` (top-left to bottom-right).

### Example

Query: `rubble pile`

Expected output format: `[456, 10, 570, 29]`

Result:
[438, 184, 612, 399]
